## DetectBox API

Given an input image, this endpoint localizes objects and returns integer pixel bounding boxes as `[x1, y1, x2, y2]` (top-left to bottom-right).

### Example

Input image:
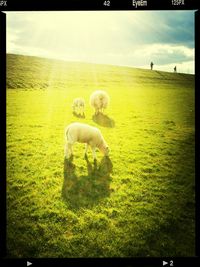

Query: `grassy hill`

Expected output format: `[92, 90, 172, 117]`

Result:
[6, 54, 195, 257]
[7, 53, 194, 89]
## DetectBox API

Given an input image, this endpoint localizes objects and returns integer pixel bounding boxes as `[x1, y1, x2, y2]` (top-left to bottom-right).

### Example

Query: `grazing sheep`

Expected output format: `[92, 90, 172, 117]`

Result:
[90, 90, 110, 114]
[72, 98, 85, 116]
[64, 122, 109, 160]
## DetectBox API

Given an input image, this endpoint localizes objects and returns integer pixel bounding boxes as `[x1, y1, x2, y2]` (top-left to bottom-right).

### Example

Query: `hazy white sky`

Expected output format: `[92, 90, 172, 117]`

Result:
[6, 11, 195, 74]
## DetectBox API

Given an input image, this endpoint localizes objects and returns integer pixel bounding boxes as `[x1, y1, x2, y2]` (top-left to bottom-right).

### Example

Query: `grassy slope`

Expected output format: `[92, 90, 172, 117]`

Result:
[6, 54, 195, 257]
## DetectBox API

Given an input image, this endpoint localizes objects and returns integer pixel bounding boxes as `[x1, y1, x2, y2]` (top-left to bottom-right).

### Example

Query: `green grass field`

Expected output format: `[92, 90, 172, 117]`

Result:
[6, 54, 195, 257]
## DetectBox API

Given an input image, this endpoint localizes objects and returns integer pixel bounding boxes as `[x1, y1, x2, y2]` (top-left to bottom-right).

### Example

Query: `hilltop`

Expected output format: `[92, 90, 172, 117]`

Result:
[6, 53, 194, 89]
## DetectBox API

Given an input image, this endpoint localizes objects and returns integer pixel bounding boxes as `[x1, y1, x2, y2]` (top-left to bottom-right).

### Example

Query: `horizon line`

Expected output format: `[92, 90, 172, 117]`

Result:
[7, 52, 195, 75]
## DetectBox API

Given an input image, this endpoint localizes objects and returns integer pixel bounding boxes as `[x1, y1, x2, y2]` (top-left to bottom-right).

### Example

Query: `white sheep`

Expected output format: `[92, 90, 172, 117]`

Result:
[72, 98, 85, 116]
[90, 90, 110, 114]
[64, 122, 109, 160]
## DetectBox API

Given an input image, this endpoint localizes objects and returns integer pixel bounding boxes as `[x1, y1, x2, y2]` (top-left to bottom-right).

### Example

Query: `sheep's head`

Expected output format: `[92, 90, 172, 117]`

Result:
[105, 146, 110, 156]
[100, 143, 109, 156]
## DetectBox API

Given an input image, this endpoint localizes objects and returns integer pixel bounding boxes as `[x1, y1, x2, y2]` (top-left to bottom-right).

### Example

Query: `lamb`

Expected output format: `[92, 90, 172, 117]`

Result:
[90, 90, 110, 114]
[64, 122, 109, 160]
[72, 98, 85, 116]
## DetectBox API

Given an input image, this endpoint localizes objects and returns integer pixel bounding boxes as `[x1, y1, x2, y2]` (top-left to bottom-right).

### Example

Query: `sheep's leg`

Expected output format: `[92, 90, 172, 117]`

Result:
[81, 107, 84, 116]
[84, 144, 88, 158]
[74, 107, 76, 114]
[64, 143, 71, 158]
[64, 143, 68, 158]
[91, 146, 97, 160]
[65, 142, 73, 159]
[69, 143, 73, 156]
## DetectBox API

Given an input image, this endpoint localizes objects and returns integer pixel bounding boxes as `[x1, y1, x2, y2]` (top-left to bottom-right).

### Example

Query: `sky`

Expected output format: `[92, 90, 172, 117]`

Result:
[6, 11, 195, 74]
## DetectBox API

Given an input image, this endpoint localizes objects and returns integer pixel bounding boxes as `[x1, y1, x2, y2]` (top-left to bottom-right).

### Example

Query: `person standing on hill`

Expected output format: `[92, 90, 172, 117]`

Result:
[174, 66, 177, 73]
[150, 62, 154, 70]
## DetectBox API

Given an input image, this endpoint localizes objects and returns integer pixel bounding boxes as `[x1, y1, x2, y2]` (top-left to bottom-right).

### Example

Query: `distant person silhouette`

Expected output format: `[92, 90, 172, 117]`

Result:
[174, 66, 177, 73]
[150, 62, 154, 70]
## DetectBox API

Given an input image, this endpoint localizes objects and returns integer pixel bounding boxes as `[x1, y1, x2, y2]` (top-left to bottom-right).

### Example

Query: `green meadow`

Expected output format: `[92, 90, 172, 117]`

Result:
[6, 54, 195, 257]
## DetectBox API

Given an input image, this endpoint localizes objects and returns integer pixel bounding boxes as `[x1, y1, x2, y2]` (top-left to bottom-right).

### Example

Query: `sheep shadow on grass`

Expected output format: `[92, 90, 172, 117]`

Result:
[72, 111, 85, 119]
[92, 112, 115, 128]
[62, 155, 113, 210]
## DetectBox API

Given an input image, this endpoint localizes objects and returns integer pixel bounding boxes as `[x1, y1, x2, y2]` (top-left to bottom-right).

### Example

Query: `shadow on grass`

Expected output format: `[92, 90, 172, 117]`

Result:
[72, 111, 85, 119]
[155, 70, 166, 79]
[62, 155, 113, 210]
[177, 72, 194, 81]
[92, 112, 115, 128]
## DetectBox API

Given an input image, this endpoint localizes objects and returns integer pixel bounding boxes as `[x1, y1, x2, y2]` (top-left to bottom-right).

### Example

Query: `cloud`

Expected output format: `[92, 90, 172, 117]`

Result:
[6, 11, 195, 74]
[131, 44, 194, 64]
[145, 11, 194, 47]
